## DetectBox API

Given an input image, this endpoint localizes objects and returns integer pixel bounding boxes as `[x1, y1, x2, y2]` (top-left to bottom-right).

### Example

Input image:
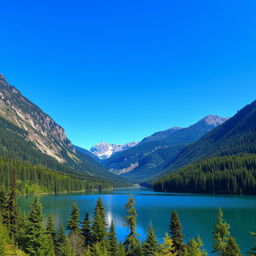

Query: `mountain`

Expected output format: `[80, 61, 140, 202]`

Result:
[90, 142, 138, 159]
[0, 74, 76, 163]
[152, 100, 256, 194]
[103, 115, 227, 181]
[160, 100, 256, 175]
[0, 74, 130, 188]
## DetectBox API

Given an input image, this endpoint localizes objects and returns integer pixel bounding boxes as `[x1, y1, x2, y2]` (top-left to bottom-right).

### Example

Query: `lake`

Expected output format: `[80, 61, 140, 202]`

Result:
[18, 189, 256, 255]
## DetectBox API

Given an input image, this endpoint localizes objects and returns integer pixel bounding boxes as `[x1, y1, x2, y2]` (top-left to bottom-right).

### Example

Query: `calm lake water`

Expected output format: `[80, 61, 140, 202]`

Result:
[18, 189, 256, 255]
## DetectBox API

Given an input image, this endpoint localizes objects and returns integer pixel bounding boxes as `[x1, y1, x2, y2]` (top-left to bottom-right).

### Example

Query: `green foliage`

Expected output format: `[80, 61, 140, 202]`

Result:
[107, 220, 118, 256]
[224, 237, 241, 256]
[81, 211, 91, 247]
[22, 197, 54, 256]
[91, 198, 107, 244]
[142, 223, 159, 256]
[187, 236, 207, 256]
[160, 233, 177, 256]
[56, 225, 66, 256]
[153, 154, 256, 195]
[212, 209, 230, 256]
[0, 156, 112, 195]
[67, 203, 80, 233]
[124, 195, 141, 256]
[249, 232, 256, 256]
[169, 211, 185, 255]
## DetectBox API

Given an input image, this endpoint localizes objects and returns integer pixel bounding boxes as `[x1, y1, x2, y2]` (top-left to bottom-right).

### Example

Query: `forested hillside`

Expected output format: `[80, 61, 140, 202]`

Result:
[161, 100, 256, 175]
[0, 157, 111, 195]
[152, 154, 256, 195]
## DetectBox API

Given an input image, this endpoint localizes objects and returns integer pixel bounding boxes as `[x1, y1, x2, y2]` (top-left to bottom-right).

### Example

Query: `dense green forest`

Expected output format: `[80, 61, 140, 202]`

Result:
[152, 154, 256, 195]
[0, 157, 111, 195]
[0, 173, 255, 256]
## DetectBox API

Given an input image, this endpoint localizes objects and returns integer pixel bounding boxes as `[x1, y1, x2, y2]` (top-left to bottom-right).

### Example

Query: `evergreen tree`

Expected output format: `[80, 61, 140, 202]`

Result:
[7, 170, 19, 239]
[224, 237, 241, 256]
[212, 209, 230, 256]
[91, 242, 109, 256]
[67, 203, 80, 233]
[56, 225, 66, 256]
[0, 220, 9, 256]
[60, 237, 75, 256]
[123, 194, 141, 256]
[81, 211, 91, 247]
[187, 236, 207, 256]
[23, 197, 54, 256]
[142, 223, 159, 256]
[46, 215, 57, 244]
[118, 242, 126, 256]
[107, 220, 118, 256]
[0, 190, 8, 226]
[249, 232, 256, 256]
[160, 233, 177, 256]
[169, 211, 185, 255]
[91, 198, 107, 244]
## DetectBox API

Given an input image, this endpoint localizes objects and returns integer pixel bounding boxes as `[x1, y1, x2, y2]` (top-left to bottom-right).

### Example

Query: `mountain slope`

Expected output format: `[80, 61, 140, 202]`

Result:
[90, 142, 138, 159]
[152, 154, 256, 195]
[162, 100, 256, 175]
[0, 74, 130, 187]
[103, 115, 227, 182]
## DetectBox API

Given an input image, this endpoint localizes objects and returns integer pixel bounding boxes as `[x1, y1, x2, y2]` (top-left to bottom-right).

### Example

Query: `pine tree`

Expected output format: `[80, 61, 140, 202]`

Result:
[46, 215, 57, 244]
[60, 237, 75, 256]
[160, 233, 177, 256]
[23, 197, 54, 256]
[142, 223, 159, 256]
[249, 232, 256, 256]
[123, 194, 141, 256]
[56, 225, 66, 256]
[0, 189, 8, 226]
[0, 219, 9, 256]
[224, 237, 241, 256]
[212, 209, 230, 256]
[7, 170, 18, 238]
[169, 211, 185, 255]
[118, 242, 126, 256]
[81, 211, 91, 247]
[67, 203, 80, 233]
[91, 198, 107, 244]
[91, 242, 109, 256]
[187, 236, 207, 256]
[108, 220, 118, 256]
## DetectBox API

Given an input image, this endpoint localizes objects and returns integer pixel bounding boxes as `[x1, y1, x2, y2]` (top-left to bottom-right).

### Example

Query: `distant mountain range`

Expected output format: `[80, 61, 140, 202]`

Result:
[102, 115, 228, 181]
[89, 142, 138, 159]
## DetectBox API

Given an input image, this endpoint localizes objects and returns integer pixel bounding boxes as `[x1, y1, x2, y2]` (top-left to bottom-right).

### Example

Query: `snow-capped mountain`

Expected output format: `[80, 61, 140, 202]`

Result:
[90, 142, 138, 159]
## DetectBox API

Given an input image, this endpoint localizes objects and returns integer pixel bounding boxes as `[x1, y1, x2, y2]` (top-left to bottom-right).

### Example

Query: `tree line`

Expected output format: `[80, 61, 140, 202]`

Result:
[0, 172, 255, 256]
[152, 154, 256, 195]
[0, 158, 111, 195]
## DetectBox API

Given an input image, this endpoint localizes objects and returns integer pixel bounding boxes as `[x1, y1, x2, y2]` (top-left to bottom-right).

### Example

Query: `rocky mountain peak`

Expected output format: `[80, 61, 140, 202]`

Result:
[201, 115, 228, 126]
[90, 141, 138, 159]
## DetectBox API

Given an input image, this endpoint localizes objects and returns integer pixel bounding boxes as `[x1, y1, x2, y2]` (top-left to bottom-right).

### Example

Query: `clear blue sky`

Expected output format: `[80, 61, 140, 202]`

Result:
[1, 0, 256, 149]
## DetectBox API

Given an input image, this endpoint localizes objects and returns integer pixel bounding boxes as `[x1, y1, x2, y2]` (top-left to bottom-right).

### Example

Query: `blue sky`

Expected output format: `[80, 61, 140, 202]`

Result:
[1, 0, 256, 149]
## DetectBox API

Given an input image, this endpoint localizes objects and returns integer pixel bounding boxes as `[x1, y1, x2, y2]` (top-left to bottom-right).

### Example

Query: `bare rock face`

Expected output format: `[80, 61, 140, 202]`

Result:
[0, 74, 77, 163]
